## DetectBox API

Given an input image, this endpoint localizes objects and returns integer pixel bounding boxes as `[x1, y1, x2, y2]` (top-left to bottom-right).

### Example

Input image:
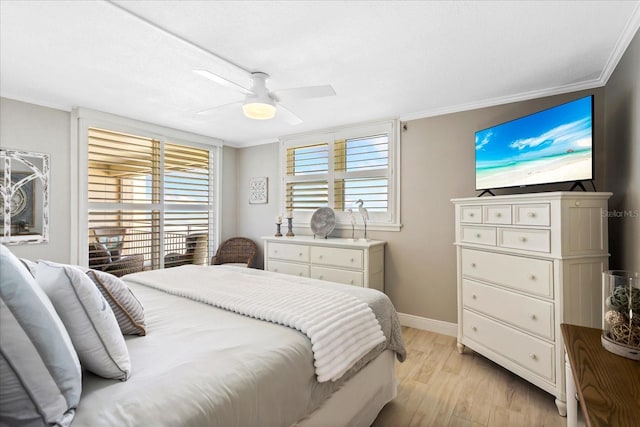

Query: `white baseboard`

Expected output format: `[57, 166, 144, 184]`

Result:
[397, 312, 457, 337]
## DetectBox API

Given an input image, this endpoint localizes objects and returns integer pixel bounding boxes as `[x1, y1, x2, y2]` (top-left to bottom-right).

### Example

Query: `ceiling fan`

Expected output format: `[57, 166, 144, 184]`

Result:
[104, 2, 335, 125]
[194, 69, 336, 125]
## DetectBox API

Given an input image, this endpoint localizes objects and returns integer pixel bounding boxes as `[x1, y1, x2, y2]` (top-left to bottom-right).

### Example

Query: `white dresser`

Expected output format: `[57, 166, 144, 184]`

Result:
[452, 192, 611, 416]
[262, 236, 385, 291]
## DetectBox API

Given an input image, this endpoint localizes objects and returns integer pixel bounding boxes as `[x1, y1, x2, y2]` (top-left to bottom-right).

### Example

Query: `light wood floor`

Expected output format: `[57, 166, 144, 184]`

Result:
[372, 327, 565, 427]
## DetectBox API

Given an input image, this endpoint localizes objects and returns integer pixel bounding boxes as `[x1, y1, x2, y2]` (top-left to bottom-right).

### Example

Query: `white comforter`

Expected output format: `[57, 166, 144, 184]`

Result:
[126, 265, 386, 381]
[72, 266, 406, 427]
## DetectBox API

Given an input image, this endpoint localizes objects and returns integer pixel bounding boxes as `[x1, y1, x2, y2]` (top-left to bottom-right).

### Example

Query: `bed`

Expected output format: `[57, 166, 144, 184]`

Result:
[0, 253, 406, 427]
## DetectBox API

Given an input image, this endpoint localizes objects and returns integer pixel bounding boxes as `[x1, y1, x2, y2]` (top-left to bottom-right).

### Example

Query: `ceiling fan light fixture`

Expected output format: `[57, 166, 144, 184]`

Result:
[242, 99, 276, 120]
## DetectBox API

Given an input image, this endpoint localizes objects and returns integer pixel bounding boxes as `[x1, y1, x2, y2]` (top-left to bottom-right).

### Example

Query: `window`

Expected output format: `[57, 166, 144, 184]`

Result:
[282, 121, 400, 230]
[84, 125, 217, 272]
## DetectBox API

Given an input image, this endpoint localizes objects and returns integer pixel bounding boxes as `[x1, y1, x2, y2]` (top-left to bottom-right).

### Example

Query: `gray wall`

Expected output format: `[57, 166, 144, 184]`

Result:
[0, 97, 71, 263]
[221, 145, 239, 241]
[604, 30, 640, 272]
[236, 142, 280, 269]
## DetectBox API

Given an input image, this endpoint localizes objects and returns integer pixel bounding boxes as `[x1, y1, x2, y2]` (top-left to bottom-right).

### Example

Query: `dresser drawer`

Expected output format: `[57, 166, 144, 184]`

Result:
[461, 206, 482, 223]
[461, 249, 553, 297]
[484, 205, 512, 224]
[311, 246, 363, 270]
[310, 266, 363, 286]
[513, 204, 550, 226]
[461, 226, 496, 246]
[462, 279, 554, 340]
[463, 310, 554, 381]
[498, 228, 551, 253]
[268, 243, 309, 262]
[266, 260, 309, 277]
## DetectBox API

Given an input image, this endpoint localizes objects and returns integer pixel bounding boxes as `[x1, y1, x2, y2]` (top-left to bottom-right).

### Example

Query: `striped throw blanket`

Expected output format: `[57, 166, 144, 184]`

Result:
[125, 265, 386, 382]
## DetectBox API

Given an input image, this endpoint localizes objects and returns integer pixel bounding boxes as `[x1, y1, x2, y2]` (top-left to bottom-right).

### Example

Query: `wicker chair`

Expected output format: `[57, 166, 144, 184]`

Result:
[88, 227, 144, 277]
[210, 237, 257, 268]
[164, 233, 209, 268]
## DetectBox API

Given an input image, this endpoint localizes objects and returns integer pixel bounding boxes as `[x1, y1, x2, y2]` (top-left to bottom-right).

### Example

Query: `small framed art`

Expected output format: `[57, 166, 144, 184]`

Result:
[249, 177, 268, 204]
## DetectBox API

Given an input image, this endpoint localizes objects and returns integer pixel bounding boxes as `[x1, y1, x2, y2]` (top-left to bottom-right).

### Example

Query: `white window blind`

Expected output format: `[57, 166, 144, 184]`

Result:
[88, 128, 214, 272]
[283, 121, 399, 229]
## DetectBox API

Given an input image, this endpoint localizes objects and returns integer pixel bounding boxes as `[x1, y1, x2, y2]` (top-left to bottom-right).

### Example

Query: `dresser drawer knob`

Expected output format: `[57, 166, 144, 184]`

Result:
[575, 201, 581, 207]
[520, 237, 528, 242]
[472, 294, 477, 300]
[300, 253, 304, 257]
[528, 212, 536, 218]
[529, 353, 537, 360]
[319, 275, 323, 279]
[350, 258, 354, 262]
[274, 268, 278, 272]
[472, 326, 477, 332]
[475, 233, 481, 238]
[496, 212, 502, 217]
[299, 272, 303, 276]
[469, 213, 475, 217]
[350, 280, 354, 284]
[529, 274, 536, 281]
[529, 313, 537, 320]
[471, 263, 477, 268]
[274, 250, 278, 254]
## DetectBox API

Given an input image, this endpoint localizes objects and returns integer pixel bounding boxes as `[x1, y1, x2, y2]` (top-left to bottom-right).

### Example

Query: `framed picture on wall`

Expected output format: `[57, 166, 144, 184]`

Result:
[249, 177, 268, 204]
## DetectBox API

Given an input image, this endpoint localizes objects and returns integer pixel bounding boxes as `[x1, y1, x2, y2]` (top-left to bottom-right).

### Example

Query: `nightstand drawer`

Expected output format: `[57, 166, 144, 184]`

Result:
[266, 260, 309, 277]
[311, 246, 363, 270]
[513, 204, 550, 226]
[461, 249, 553, 297]
[461, 206, 482, 223]
[463, 310, 554, 381]
[484, 205, 512, 224]
[310, 266, 363, 286]
[499, 228, 551, 253]
[463, 279, 554, 340]
[461, 226, 496, 246]
[268, 243, 309, 262]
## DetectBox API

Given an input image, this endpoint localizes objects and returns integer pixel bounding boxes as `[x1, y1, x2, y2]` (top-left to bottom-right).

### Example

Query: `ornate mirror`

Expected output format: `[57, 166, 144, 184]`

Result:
[0, 148, 50, 244]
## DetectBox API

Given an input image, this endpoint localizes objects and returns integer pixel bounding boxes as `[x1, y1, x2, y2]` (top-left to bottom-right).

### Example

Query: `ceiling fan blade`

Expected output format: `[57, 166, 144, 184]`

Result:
[193, 69, 254, 95]
[272, 85, 336, 102]
[196, 100, 242, 115]
[277, 104, 304, 126]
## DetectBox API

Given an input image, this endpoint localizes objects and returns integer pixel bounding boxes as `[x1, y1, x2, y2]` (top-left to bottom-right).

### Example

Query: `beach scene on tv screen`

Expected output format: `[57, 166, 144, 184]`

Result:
[475, 96, 592, 190]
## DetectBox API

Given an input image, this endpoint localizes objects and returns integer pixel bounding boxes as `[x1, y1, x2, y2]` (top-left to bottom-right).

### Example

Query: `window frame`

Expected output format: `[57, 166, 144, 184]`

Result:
[279, 120, 401, 232]
[71, 108, 222, 266]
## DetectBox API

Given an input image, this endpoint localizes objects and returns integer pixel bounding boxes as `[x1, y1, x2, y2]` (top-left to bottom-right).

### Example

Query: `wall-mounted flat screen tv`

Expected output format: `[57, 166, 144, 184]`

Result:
[475, 95, 593, 191]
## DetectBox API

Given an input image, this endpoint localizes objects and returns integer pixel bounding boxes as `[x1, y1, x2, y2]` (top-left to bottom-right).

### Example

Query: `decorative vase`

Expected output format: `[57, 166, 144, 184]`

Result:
[601, 270, 640, 360]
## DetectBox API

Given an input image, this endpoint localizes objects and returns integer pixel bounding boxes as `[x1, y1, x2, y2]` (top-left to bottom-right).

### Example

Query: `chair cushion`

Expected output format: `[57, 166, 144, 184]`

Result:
[36, 260, 131, 380]
[87, 269, 146, 336]
[0, 245, 81, 426]
[89, 242, 111, 267]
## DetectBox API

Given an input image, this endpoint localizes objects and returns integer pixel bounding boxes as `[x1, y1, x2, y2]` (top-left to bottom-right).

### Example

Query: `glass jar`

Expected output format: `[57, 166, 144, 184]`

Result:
[601, 270, 640, 360]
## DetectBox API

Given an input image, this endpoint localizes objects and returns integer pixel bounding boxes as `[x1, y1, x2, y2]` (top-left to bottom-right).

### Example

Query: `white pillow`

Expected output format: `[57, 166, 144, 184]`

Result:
[87, 269, 147, 336]
[36, 260, 131, 380]
[0, 245, 81, 426]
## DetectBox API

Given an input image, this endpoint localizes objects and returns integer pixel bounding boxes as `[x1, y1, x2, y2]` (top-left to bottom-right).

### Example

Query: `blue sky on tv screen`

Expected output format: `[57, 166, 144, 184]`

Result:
[475, 96, 592, 168]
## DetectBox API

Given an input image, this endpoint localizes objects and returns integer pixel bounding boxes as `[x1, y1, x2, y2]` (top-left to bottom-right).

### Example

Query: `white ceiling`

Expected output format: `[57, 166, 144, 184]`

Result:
[1, 1, 639, 147]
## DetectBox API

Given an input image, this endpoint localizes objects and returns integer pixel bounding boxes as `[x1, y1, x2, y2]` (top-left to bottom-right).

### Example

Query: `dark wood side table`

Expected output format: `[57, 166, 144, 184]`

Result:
[561, 323, 640, 427]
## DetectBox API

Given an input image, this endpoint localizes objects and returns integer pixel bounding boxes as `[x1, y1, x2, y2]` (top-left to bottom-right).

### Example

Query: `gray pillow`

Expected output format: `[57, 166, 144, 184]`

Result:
[87, 269, 147, 336]
[0, 245, 81, 427]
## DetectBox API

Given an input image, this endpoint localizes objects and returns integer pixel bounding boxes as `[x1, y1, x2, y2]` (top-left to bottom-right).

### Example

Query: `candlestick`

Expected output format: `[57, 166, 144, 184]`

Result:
[275, 223, 282, 237]
[286, 217, 294, 237]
